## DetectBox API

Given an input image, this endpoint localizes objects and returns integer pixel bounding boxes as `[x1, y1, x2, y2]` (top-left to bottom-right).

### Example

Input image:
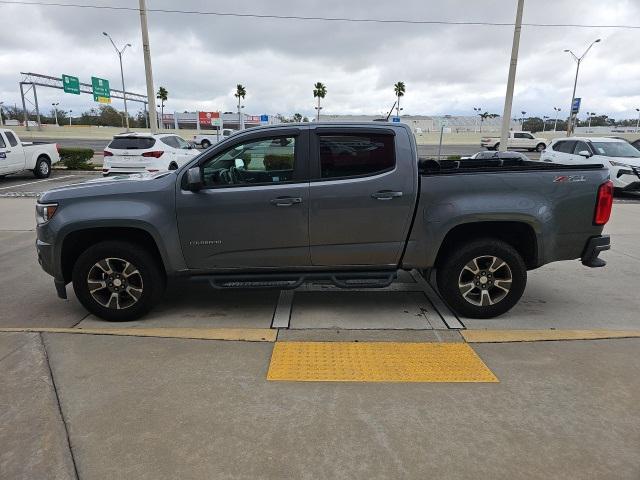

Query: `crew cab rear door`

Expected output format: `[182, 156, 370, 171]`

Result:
[176, 128, 311, 269]
[308, 127, 417, 267]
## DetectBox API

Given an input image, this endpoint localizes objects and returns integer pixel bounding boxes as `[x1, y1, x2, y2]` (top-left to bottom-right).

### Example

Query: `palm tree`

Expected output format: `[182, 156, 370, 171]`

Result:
[478, 112, 499, 133]
[394, 81, 405, 117]
[313, 82, 327, 121]
[156, 86, 168, 129]
[235, 84, 246, 129]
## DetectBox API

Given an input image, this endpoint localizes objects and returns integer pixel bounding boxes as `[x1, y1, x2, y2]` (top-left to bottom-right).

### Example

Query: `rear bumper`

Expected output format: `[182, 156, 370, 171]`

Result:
[581, 235, 610, 268]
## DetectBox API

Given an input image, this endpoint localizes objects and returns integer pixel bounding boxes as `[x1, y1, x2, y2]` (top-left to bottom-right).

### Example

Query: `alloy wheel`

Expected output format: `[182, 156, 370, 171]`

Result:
[458, 255, 512, 307]
[86, 257, 143, 310]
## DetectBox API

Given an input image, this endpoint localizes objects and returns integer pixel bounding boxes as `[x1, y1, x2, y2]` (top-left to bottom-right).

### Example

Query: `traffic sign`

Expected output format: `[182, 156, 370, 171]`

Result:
[260, 114, 269, 124]
[91, 76, 111, 103]
[391, 116, 401, 123]
[62, 74, 80, 95]
[571, 97, 581, 114]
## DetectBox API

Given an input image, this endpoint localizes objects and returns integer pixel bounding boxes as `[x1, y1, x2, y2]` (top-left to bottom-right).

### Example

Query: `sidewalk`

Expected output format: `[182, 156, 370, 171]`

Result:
[2, 331, 639, 479]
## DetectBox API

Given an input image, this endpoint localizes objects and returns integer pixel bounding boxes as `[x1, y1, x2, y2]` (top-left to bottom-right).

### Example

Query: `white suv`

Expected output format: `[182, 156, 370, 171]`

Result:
[103, 133, 199, 176]
[540, 137, 640, 191]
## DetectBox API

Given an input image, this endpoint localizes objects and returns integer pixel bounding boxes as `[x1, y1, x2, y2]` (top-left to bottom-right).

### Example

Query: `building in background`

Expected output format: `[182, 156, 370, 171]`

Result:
[159, 111, 281, 131]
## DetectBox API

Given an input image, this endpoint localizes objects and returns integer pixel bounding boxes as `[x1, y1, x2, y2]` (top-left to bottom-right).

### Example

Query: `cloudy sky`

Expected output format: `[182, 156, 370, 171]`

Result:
[1, 0, 639, 120]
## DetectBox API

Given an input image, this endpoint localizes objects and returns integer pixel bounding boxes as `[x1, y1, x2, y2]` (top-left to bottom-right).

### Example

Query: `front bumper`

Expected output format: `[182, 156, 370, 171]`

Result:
[612, 166, 640, 190]
[581, 235, 610, 268]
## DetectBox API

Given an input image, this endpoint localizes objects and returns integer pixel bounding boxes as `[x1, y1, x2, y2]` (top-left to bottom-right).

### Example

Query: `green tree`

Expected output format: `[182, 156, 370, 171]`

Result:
[478, 112, 499, 133]
[292, 113, 303, 122]
[156, 86, 168, 129]
[394, 81, 406, 117]
[313, 82, 327, 121]
[235, 84, 247, 128]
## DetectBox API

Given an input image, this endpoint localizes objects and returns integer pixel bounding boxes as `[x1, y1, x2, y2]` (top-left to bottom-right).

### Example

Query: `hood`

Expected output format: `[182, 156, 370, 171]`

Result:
[39, 171, 176, 203]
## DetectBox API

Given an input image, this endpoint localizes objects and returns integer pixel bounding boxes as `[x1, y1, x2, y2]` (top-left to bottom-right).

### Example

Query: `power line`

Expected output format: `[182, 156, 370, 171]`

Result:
[1, 0, 640, 29]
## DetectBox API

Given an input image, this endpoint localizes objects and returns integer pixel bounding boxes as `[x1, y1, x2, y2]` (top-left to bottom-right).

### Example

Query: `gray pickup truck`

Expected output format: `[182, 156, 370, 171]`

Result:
[36, 123, 612, 321]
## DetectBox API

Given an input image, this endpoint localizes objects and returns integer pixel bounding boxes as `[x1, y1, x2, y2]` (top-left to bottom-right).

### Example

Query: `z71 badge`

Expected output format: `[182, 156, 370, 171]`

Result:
[554, 175, 586, 183]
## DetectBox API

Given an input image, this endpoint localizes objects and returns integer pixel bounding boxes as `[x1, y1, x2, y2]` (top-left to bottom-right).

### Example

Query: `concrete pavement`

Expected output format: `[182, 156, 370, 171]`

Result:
[1, 331, 638, 479]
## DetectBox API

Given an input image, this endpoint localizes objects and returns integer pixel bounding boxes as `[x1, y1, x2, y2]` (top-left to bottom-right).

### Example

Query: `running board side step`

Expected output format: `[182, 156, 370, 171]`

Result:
[192, 271, 397, 290]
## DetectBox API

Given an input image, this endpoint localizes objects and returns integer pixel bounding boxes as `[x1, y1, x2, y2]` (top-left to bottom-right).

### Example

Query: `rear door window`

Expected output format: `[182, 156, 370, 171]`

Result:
[4, 131, 18, 147]
[317, 133, 395, 179]
[572, 141, 591, 155]
[554, 141, 576, 153]
[160, 136, 179, 148]
[108, 137, 156, 150]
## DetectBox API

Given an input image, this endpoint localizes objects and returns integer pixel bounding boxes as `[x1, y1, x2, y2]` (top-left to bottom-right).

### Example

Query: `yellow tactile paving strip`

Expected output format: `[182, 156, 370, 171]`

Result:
[267, 341, 498, 383]
[0, 327, 277, 342]
[462, 329, 640, 343]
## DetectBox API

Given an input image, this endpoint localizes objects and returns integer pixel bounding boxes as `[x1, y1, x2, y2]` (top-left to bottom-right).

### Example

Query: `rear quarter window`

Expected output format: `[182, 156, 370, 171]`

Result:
[108, 137, 156, 150]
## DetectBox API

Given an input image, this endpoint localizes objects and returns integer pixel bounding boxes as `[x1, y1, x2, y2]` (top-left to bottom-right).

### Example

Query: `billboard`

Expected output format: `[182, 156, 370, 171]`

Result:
[198, 111, 221, 126]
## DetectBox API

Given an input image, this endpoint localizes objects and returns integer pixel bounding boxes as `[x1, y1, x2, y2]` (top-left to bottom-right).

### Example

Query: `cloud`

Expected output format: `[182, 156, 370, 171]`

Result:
[1, 0, 639, 120]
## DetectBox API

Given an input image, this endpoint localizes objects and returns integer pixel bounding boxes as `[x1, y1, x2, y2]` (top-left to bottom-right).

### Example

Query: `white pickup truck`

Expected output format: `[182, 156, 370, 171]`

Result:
[481, 131, 548, 152]
[193, 129, 234, 149]
[0, 129, 60, 178]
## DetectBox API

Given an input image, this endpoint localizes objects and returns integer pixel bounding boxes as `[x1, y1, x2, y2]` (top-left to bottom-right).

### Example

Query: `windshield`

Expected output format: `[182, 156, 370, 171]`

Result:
[591, 141, 640, 158]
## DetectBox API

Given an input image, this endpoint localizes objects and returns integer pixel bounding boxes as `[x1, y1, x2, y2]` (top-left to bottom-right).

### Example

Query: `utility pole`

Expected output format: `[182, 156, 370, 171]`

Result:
[498, 0, 525, 151]
[139, 0, 158, 134]
[0, 102, 4, 127]
[68, 109, 72, 126]
[635, 108, 639, 133]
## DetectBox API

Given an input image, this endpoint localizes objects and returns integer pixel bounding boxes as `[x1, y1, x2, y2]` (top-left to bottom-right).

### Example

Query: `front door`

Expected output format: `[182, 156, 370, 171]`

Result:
[308, 128, 416, 267]
[1, 131, 24, 172]
[176, 130, 310, 269]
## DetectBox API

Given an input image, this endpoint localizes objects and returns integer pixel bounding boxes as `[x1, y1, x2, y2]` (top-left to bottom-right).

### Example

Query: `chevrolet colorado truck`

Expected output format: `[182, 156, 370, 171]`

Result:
[0, 128, 60, 178]
[481, 131, 548, 152]
[36, 123, 612, 321]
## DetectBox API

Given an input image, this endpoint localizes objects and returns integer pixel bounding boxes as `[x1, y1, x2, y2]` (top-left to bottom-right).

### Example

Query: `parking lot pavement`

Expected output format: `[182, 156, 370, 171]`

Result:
[0, 170, 100, 197]
[0, 331, 633, 479]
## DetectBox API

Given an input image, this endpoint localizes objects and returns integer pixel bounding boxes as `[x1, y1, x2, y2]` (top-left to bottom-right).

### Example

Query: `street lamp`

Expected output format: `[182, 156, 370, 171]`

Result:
[0, 101, 4, 127]
[52, 102, 59, 126]
[553, 107, 561, 131]
[587, 112, 596, 129]
[103, 31, 132, 131]
[521, 111, 527, 128]
[564, 38, 601, 136]
[635, 108, 639, 133]
[542, 115, 549, 133]
[68, 109, 72, 126]
[473, 107, 482, 132]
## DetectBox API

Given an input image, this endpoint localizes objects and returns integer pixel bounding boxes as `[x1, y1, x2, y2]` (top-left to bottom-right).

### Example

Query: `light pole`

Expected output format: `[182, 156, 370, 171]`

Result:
[587, 112, 596, 129]
[68, 109, 72, 126]
[0, 101, 4, 127]
[103, 32, 132, 132]
[542, 115, 549, 132]
[635, 108, 639, 133]
[473, 107, 482, 132]
[553, 107, 561, 131]
[51, 102, 59, 126]
[521, 111, 527, 129]
[564, 38, 601, 136]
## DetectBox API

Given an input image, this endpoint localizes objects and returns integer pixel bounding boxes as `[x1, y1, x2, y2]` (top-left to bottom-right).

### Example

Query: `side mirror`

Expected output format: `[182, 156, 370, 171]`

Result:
[578, 150, 592, 158]
[186, 166, 203, 191]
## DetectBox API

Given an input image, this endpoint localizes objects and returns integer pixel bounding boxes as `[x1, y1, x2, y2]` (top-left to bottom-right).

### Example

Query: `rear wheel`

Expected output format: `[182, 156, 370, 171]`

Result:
[201, 140, 211, 149]
[33, 156, 51, 178]
[168, 162, 178, 170]
[437, 239, 527, 318]
[536, 143, 546, 152]
[72, 241, 165, 321]
[493, 142, 500, 151]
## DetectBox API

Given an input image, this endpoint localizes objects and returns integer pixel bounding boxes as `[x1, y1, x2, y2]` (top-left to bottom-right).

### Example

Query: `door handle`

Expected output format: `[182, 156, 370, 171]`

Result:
[270, 196, 302, 207]
[371, 190, 403, 200]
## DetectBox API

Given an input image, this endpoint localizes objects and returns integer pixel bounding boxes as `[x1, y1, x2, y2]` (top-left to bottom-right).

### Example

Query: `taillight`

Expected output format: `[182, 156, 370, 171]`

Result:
[103, 150, 113, 156]
[142, 151, 164, 158]
[55, 143, 60, 153]
[594, 180, 613, 225]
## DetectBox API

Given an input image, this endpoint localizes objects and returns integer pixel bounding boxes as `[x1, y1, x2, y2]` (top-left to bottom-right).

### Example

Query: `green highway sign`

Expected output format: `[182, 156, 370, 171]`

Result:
[62, 74, 80, 95]
[91, 76, 111, 103]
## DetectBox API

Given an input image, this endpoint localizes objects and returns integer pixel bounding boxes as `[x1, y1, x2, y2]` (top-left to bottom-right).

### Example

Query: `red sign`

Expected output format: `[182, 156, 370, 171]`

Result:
[198, 111, 220, 125]
[245, 115, 260, 123]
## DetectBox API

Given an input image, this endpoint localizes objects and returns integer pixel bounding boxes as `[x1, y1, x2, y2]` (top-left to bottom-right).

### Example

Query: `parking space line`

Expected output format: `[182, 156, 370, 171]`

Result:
[267, 341, 498, 382]
[0, 327, 277, 342]
[462, 329, 640, 343]
[0, 175, 77, 191]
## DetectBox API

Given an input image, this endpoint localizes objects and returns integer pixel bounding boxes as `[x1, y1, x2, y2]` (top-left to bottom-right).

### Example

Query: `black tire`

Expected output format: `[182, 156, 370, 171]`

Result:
[536, 143, 546, 152]
[437, 239, 527, 319]
[201, 140, 211, 149]
[72, 240, 165, 321]
[168, 162, 178, 170]
[33, 156, 51, 178]
[493, 143, 500, 151]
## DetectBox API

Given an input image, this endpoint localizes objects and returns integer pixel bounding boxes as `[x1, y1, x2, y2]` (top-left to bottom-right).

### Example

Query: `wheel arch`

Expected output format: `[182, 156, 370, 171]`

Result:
[60, 226, 166, 283]
[434, 221, 539, 270]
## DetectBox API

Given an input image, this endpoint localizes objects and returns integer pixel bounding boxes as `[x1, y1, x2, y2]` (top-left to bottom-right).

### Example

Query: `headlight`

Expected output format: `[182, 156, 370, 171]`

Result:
[609, 160, 632, 168]
[36, 203, 58, 225]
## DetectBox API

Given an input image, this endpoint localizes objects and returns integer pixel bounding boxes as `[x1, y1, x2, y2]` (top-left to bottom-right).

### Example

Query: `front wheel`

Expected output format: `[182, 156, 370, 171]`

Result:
[437, 239, 527, 318]
[72, 240, 166, 321]
[34, 156, 51, 178]
[201, 140, 211, 149]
